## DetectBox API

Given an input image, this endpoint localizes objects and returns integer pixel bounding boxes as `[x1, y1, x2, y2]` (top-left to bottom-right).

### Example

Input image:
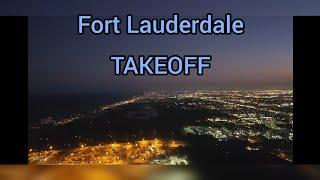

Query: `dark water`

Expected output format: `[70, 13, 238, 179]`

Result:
[28, 92, 141, 125]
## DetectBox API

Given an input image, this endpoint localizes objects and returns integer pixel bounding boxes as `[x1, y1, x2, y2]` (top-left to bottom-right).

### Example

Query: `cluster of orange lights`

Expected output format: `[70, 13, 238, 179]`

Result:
[29, 139, 186, 165]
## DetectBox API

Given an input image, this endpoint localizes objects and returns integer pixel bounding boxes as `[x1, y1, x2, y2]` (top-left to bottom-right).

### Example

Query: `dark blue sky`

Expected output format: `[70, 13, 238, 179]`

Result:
[2, 0, 320, 16]
[2, 1, 319, 93]
[28, 15, 292, 93]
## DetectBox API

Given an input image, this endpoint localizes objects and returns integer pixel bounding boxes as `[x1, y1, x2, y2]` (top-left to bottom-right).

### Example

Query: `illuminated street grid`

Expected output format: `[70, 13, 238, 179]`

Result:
[30, 90, 293, 163]
[29, 139, 187, 165]
[141, 90, 293, 161]
[142, 90, 292, 140]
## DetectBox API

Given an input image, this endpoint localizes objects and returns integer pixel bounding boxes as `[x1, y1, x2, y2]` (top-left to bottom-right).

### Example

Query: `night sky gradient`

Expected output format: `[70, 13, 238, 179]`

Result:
[2, 0, 319, 93]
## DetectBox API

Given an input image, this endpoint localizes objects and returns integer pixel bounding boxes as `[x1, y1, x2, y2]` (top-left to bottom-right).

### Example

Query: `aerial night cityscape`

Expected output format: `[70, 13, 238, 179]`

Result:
[4, 0, 320, 179]
[27, 14, 293, 166]
[29, 90, 293, 165]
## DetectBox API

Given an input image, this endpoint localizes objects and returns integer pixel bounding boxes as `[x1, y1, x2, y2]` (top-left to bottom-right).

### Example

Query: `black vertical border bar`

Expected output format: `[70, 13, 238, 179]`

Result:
[293, 16, 320, 164]
[0, 16, 28, 164]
